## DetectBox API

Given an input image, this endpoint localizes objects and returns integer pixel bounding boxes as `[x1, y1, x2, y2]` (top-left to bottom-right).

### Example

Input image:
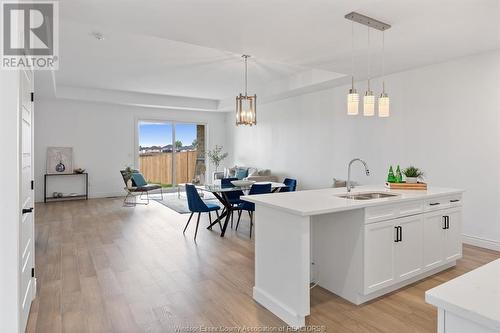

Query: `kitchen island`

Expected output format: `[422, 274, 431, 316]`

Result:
[242, 185, 464, 327]
[426, 258, 500, 333]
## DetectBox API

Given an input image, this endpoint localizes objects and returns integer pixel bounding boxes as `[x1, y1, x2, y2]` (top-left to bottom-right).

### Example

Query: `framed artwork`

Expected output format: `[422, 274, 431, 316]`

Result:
[46, 147, 73, 174]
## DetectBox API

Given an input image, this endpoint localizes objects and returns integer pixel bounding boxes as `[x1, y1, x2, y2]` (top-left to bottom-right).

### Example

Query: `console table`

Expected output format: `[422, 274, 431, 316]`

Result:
[44, 173, 89, 203]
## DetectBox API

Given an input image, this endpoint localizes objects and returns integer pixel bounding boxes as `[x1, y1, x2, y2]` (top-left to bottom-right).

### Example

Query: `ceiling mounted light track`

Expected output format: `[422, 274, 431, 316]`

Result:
[236, 55, 257, 126]
[345, 12, 391, 118]
[344, 12, 391, 31]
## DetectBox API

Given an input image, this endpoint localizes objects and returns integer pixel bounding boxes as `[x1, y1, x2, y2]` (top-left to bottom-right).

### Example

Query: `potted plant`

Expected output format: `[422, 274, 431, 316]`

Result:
[123, 166, 135, 188]
[403, 166, 424, 184]
[207, 145, 228, 177]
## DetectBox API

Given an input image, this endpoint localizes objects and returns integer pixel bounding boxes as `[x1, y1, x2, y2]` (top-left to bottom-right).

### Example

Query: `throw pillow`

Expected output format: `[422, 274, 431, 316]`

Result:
[258, 169, 271, 176]
[131, 173, 147, 187]
[248, 167, 258, 177]
[235, 168, 248, 180]
[226, 166, 237, 177]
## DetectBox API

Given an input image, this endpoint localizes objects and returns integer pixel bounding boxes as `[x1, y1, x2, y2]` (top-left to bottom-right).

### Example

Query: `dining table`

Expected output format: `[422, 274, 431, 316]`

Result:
[196, 182, 287, 237]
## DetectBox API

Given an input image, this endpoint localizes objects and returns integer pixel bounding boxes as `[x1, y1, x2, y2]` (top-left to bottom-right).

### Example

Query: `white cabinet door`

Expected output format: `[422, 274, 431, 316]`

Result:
[364, 220, 397, 294]
[395, 215, 424, 280]
[423, 211, 445, 270]
[444, 209, 462, 262]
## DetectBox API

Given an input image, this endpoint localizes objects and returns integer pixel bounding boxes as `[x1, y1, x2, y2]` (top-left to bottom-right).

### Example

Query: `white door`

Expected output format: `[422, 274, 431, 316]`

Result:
[444, 208, 462, 262]
[20, 69, 35, 331]
[394, 215, 424, 280]
[364, 220, 396, 294]
[423, 211, 445, 270]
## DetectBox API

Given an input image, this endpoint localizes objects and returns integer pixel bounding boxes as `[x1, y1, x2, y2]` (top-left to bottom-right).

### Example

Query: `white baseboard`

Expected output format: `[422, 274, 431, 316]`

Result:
[253, 287, 305, 328]
[463, 234, 500, 252]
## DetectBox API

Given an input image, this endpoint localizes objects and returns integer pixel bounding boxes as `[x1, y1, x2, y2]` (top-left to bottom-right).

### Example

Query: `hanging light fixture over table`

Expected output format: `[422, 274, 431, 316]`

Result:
[344, 12, 391, 118]
[236, 55, 257, 126]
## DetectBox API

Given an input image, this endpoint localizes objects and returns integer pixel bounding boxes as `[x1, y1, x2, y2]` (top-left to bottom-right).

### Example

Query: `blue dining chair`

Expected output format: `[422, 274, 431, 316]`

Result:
[184, 184, 221, 240]
[221, 177, 244, 228]
[280, 178, 297, 192]
[236, 183, 271, 238]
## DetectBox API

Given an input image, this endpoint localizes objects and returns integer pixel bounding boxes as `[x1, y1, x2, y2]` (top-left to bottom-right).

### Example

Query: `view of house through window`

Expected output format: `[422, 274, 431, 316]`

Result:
[138, 121, 206, 188]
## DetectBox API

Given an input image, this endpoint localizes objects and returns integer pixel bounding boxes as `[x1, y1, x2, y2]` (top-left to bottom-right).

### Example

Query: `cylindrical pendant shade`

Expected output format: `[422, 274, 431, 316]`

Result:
[363, 92, 375, 116]
[378, 94, 390, 117]
[347, 90, 359, 115]
[236, 94, 257, 126]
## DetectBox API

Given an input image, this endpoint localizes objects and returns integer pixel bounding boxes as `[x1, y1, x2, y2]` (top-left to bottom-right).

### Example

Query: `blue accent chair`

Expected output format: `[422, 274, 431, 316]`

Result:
[280, 178, 297, 192]
[184, 184, 221, 240]
[236, 183, 272, 238]
[221, 177, 244, 228]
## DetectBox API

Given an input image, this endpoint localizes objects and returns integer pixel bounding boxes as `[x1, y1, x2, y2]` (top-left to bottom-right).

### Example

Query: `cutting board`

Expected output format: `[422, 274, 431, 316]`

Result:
[384, 182, 427, 190]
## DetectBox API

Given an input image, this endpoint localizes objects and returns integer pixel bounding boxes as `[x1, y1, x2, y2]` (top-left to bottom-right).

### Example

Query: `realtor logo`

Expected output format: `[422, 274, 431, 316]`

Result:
[1, 1, 58, 70]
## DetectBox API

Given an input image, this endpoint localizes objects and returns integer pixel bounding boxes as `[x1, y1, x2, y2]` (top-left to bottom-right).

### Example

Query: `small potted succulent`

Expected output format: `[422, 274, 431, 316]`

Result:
[403, 166, 424, 184]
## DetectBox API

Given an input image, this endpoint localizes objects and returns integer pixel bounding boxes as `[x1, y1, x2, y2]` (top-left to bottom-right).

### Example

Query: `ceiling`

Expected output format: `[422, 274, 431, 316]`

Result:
[44, 0, 500, 104]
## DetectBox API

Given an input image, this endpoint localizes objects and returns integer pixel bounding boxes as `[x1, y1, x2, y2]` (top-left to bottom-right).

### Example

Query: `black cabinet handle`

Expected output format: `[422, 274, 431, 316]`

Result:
[394, 226, 402, 242]
[442, 216, 450, 229]
[429, 202, 440, 206]
[450, 199, 460, 203]
[22, 208, 33, 214]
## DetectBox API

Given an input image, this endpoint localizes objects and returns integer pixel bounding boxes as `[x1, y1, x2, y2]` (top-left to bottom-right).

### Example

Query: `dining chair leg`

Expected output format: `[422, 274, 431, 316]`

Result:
[194, 213, 201, 240]
[208, 211, 212, 226]
[183, 212, 194, 233]
[215, 210, 222, 231]
[236, 210, 242, 230]
[249, 211, 254, 238]
[231, 210, 234, 228]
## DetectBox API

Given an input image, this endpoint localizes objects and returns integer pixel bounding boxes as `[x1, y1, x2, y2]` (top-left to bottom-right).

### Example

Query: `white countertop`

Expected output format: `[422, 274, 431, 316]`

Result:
[425, 259, 500, 331]
[241, 185, 464, 216]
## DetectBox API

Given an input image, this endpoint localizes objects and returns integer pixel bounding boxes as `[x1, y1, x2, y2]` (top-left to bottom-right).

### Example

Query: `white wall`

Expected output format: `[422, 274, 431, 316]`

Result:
[34, 99, 227, 201]
[227, 50, 500, 246]
[0, 71, 21, 332]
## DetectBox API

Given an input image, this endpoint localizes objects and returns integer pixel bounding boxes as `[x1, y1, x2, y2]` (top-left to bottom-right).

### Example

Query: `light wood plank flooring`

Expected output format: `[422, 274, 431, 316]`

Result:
[27, 198, 500, 333]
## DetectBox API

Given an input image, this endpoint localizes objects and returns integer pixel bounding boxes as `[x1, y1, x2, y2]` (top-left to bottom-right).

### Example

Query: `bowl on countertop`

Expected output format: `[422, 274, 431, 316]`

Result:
[231, 180, 256, 187]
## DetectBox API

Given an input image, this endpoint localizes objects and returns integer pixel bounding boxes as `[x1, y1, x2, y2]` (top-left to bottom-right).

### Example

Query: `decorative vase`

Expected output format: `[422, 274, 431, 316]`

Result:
[126, 179, 133, 188]
[387, 166, 396, 183]
[395, 165, 402, 183]
[55, 161, 66, 172]
[406, 177, 418, 184]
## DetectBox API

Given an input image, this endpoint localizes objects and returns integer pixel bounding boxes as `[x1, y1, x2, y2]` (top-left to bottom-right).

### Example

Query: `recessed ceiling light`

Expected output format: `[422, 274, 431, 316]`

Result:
[91, 32, 105, 40]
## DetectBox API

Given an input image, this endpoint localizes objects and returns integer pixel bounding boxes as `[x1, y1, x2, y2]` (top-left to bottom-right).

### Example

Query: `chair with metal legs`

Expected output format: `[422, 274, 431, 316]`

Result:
[183, 184, 222, 240]
[221, 177, 243, 228]
[120, 170, 163, 206]
[236, 183, 271, 238]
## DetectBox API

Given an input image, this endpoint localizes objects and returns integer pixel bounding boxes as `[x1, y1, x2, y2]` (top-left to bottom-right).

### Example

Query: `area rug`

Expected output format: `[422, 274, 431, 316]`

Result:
[153, 193, 218, 214]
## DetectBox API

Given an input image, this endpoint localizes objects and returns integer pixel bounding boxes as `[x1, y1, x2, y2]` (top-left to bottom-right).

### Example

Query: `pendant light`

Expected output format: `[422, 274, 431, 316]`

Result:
[236, 55, 257, 126]
[347, 22, 359, 115]
[363, 27, 375, 116]
[378, 31, 390, 117]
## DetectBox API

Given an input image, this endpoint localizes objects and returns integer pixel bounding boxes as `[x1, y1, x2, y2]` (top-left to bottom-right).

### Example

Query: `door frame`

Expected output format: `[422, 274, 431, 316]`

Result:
[133, 117, 209, 187]
[18, 67, 35, 332]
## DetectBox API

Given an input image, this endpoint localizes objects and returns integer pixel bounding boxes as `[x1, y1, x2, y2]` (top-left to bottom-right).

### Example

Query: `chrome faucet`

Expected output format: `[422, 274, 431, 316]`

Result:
[347, 158, 370, 192]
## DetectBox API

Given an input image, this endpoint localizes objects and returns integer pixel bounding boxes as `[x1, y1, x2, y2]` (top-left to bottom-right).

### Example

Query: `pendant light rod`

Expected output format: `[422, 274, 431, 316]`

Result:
[345, 12, 391, 31]
[367, 26, 371, 91]
[242, 54, 250, 96]
[382, 31, 386, 93]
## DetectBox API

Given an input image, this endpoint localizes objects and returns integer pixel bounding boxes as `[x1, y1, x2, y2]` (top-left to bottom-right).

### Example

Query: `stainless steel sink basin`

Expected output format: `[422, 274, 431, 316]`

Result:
[336, 192, 399, 200]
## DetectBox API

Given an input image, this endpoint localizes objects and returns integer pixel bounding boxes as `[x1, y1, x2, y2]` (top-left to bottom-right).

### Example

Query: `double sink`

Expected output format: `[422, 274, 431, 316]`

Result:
[336, 192, 399, 201]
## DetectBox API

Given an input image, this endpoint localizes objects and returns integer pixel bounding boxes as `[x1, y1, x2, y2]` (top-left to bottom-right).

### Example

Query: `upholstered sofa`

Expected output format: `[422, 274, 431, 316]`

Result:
[224, 166, 278, 182]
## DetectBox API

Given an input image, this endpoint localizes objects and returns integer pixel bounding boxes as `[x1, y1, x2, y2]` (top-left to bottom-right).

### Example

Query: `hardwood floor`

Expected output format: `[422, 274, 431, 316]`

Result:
[27, 198, 500, 333]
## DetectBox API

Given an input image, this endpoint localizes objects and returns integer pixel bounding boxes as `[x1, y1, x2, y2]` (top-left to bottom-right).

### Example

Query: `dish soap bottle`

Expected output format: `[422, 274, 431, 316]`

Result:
[387, 166, 396, 183]
[395, 165, 403, 183]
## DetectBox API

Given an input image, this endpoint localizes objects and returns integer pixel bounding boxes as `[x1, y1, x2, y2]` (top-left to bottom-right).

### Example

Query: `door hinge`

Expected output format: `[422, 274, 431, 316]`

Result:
[31, 180, 34, 190]
[31, 268, 35, 278]
[30, 92, 34, 102]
